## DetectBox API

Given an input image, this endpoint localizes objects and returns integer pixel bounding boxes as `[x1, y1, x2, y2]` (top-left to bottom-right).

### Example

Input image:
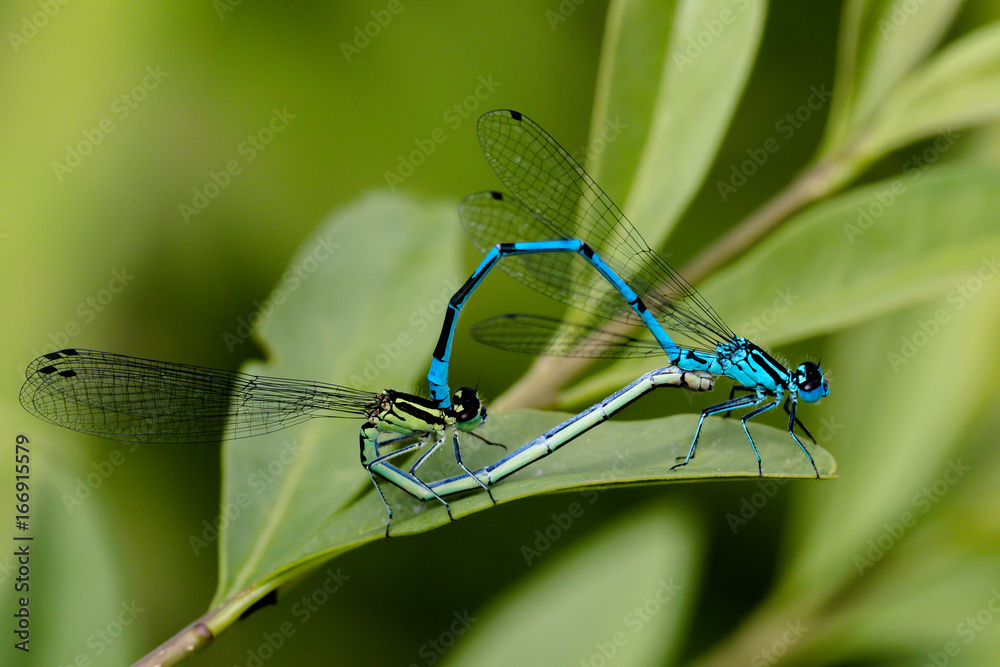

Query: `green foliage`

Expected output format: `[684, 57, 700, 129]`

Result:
[6, 1, 1000, 665]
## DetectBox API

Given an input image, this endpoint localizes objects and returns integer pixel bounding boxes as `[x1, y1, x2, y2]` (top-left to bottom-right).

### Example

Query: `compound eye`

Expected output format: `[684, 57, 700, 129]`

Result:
[797, 362, 828, 402]
[452, 387, 483, 425]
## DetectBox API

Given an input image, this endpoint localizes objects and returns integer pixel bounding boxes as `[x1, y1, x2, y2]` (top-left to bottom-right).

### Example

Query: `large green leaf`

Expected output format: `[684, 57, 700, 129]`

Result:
[204, 192, 833, 634]
[212, 192, 463, 604]
[441, 502, 705, 667]
[589, 0, 766, 247]
[273, 411, 835, 556]
[563, 165, 1000, 405]
[199, 410, 834, 641]
[233, 410, 834, 613]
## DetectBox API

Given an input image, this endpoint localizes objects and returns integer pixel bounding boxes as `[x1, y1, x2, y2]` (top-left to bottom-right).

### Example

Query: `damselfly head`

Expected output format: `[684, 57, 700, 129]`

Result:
[452, 387, 487, 430]
[796, 362, 829, 403]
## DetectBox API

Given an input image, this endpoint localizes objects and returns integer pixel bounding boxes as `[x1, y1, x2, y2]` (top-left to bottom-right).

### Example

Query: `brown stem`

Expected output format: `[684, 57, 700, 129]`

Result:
[131, 620, 213, 667]
[130, 583, 276, 666]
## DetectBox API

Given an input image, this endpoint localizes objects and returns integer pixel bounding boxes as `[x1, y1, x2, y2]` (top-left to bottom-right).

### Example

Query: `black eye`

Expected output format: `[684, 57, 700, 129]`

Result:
[800, 362, 821, 380]
[452, 387, 482, 424]
[801, 378, 822, 392]
[796, 362, 828, 402]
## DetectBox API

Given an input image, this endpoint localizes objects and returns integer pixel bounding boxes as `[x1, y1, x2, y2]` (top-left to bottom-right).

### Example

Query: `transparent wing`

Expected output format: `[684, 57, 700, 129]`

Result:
[460, 191, 632, 324]
[20, 348, 379, 443]
[466, 109, 735, 351]
[471, 314, 668, 359]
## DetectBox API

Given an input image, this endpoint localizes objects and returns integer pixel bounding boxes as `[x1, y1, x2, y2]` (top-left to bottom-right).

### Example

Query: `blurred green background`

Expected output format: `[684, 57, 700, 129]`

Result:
[4, 1, 1000, 665]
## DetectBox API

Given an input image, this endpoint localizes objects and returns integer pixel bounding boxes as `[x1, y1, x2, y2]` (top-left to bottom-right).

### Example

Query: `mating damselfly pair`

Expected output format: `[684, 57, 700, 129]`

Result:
[20, 110, 829, 535]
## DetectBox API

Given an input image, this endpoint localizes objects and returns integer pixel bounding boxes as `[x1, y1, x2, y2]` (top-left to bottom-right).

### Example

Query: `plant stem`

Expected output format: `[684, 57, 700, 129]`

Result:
[131, 620, 213, 667]
[131, 584, 275, 667]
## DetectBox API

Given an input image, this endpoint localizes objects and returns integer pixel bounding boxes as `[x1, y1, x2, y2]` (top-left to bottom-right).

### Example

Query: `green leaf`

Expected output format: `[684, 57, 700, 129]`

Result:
[562, 165, 1000, 405]
[821, 0, 963, 153]
[236, 411, 833, 587]
[440, 502, 705, 667]
[211, 192, 463, 605]
[204, 191, 835, 630]
[856, 20, 1000, 159]
[385, 410, 836, 532]
[590, 0, 766, 247]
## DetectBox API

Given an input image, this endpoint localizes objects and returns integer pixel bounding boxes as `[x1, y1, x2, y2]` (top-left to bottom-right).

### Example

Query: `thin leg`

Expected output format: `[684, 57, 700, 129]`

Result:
[452, 430, 496, 504]
[466, 429, 507, 451]
[367, 470, 397, 538]
[365, 439, 456, 531]
[782, 396, 816, 443]
[724, 385, 754, 417]
[408, 436, 445, 476]
[671, 393, 760, 471]
[784, 397, 820, 478]
[738, 400, 780, 476]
